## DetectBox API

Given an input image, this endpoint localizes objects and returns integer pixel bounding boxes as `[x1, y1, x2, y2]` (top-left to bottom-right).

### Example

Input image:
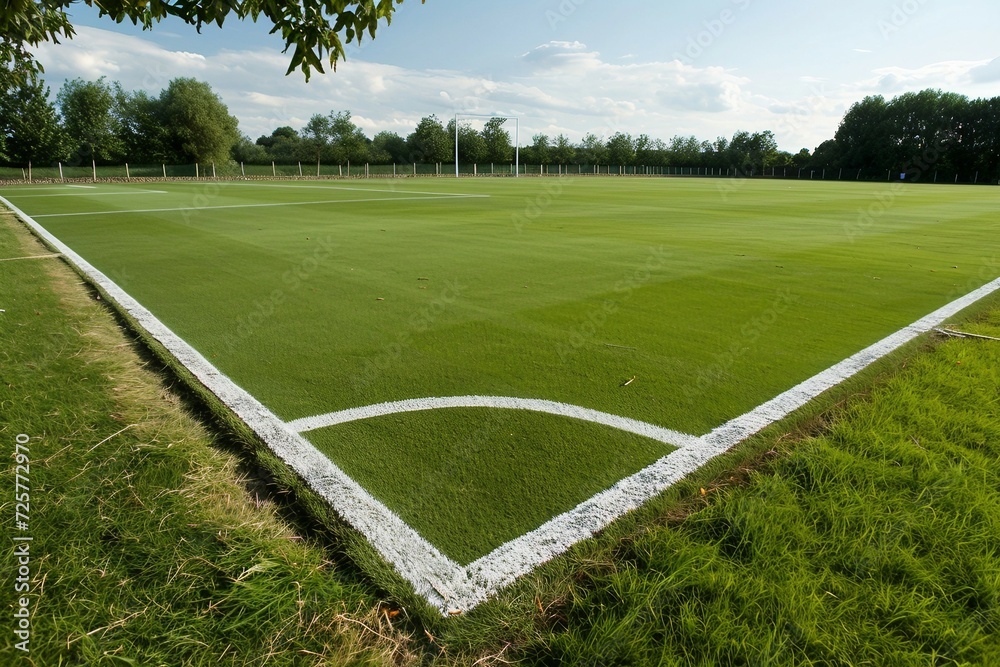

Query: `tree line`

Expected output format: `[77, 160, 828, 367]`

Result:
[1, 74, 998, 181]
[0, 75, 239, 166]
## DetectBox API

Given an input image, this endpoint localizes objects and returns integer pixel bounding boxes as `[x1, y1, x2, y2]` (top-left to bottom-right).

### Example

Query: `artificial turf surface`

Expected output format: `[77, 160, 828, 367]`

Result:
[4, 177, 998, 562]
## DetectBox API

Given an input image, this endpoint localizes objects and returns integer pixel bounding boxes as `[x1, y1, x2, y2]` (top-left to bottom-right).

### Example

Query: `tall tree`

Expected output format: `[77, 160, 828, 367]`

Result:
[577, 133, 607, 165]
[606, 132, 635, 166]
[1, 1, 424, 81]
[57, 77, 124, 163]
[371, 131, 408, 164]
[835, 95, 892, 170]
[668, 135, 702, 166]
[115, 88, 170, 163]
[481, 117, 513, 163]
[159, 78, 240, 164]
[633, 134, 657, 165]
[406, 115, 450, 164]
[447, 119, 487, 164]
[551, 134, 576, 165]
[527, 133, 551, 165]
[726, 130, 776, 171]
[328, 110, 369, 163]
[0, 76, 66, 164]
[258, 126, 302, 162]
[232, 134, 270, 163]
[302, 113, 333, 164]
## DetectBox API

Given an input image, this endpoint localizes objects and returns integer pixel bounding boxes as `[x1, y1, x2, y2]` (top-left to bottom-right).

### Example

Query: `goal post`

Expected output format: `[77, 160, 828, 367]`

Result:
[454, 113, 519, 178]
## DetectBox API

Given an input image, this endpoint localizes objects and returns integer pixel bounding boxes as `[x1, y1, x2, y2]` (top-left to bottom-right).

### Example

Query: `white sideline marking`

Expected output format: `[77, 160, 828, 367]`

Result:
[6, 190, 169, 199]
[30, 194, 489, 218]
[289, 396, 701, 450]
[66, 185, 97, 189]
[1, 193, 465, 615]
[0, 187, 81, 192]
[219, 182, 490, 199]
[435, 275, 1000, 611]
[5, 192, 999, 616]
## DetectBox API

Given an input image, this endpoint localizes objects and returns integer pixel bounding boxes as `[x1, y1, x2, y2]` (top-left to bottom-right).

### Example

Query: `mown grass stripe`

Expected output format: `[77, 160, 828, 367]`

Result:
[216, 182, 492, 198]
[29, 194, 490, 218]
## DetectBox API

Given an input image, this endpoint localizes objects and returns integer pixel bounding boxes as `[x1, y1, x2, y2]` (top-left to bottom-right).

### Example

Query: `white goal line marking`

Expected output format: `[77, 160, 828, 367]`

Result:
[5, 192, 999, 616]
[287, 396, 702, 450]
[29, 194, 490, 219]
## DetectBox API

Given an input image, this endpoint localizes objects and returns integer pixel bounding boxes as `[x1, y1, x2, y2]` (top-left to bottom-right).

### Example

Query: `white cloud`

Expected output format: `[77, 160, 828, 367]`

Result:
[970, 56, 1000, 83]
[864, 59, 993, 94]
[36, 28, 995, 154]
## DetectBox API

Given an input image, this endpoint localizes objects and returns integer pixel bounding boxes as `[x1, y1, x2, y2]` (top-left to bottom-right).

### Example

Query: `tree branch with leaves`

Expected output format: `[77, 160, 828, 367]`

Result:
[0, 0, 422, 83]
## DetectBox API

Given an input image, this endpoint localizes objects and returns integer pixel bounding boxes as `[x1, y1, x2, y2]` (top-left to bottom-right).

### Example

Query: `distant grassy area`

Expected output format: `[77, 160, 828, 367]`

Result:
[2, 190, 1000, 664]
[5, 177, 998, 563]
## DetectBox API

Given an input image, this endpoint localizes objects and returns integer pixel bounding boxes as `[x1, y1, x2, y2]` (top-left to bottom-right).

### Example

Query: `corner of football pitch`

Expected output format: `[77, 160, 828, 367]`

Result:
[4, 177, 998, 613]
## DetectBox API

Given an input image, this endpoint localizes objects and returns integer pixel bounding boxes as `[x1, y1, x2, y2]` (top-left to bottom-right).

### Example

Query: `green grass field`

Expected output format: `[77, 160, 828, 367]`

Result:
[4, 177, 998, 564]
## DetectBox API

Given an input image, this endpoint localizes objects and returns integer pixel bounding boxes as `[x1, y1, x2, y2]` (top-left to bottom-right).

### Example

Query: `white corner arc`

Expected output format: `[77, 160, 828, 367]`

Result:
[287, 396, 701, 450]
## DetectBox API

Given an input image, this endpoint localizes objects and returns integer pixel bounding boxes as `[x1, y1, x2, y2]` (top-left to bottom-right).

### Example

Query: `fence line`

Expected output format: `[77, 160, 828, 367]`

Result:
[1, 161, 996, 185]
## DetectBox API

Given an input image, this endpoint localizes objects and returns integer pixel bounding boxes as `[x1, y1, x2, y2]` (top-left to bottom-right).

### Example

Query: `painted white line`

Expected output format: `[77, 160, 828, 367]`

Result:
[219, 182, 490, 198]
[0, 253, 62, 262]
[5, 191, 169, 199]
[1, 193, 465, 615]
[289, 396, 701, 450]
[30, 194, 490, 218]
[1, 187, 81, 192]
[702, 277, 1000, 451]
[6, 191, 999, 616]
[431, 275, 1000, 611]
[66, 185, 97, 189]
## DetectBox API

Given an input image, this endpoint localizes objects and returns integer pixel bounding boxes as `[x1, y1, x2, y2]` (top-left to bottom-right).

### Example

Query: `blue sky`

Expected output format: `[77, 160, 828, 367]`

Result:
[33, 0, 1000, 152]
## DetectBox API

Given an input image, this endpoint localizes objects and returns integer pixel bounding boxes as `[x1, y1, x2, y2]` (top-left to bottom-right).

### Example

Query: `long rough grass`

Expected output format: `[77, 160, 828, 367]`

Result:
[0, 212, 420, 665]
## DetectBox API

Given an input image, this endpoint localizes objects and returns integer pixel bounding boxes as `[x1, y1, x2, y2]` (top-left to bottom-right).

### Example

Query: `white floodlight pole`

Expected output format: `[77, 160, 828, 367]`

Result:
[455, 113, 460, 178]
[515, 118, 519, 178]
